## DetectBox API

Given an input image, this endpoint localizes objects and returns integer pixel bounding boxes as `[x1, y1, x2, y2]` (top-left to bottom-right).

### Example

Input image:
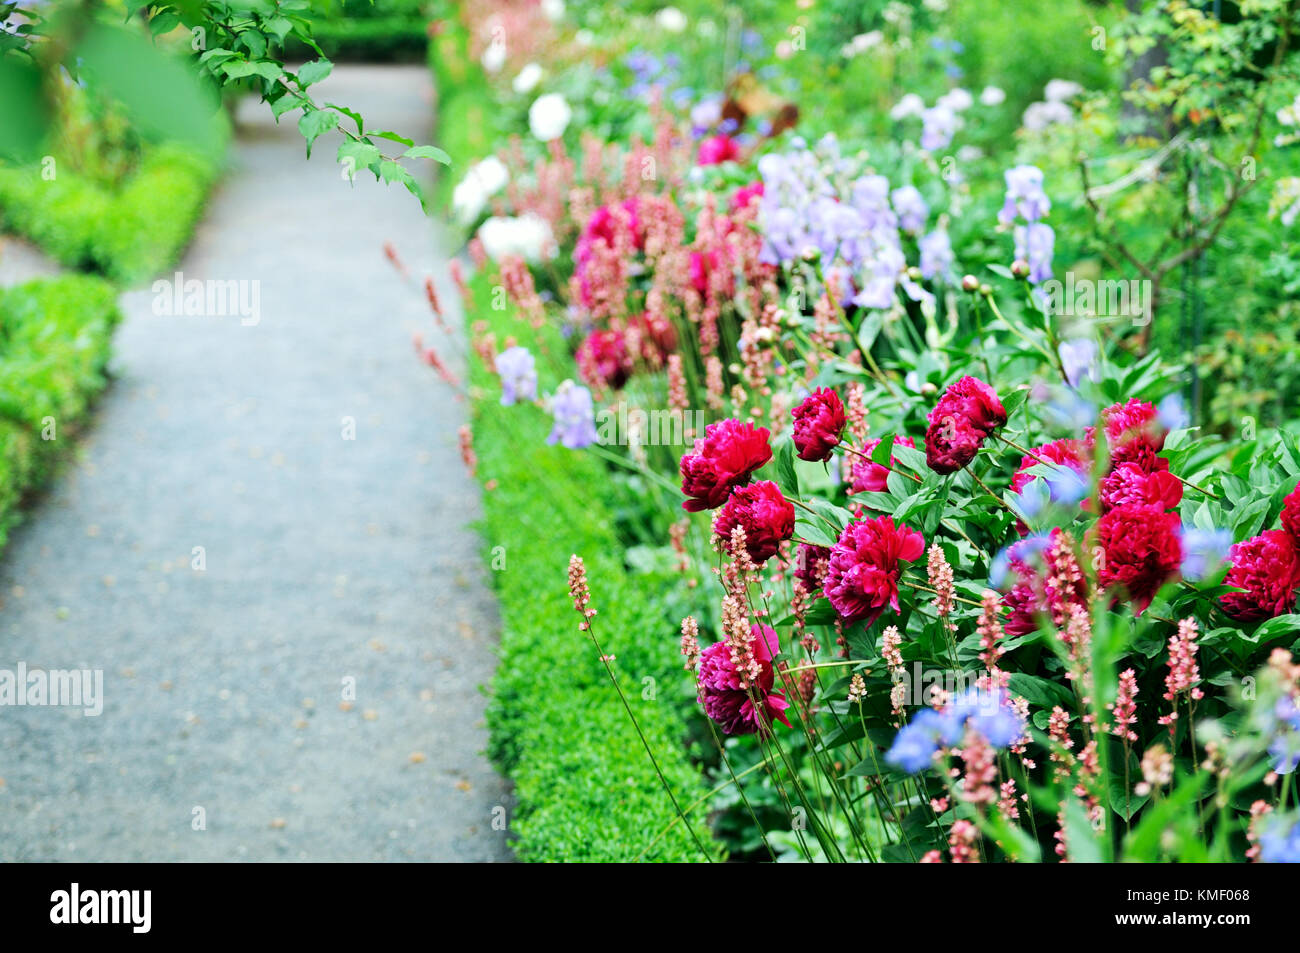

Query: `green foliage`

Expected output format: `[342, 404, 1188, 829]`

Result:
[282, 0, 431, 63]
[0, 143, 218, 283]
[466, 274, 720, 862]
[0, 275, 120, 550]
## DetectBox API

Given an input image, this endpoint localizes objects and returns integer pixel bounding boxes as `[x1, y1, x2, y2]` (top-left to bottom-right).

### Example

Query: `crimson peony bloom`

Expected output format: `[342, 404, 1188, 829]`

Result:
[924, 413, 988, 474]
[850, 435, 916, 494]
[1282, 480, 1300, 543]
[1093, 503, 1182, 615]
[824, 516, 925, 625]
[936, 375, 1008, 433]
[575, 197, 644, 265]
[697, 625, 792, 735]
[576, 328, 631, 390]
[697, 133, 741, 166]
[1102, 398, 1167, 468]
[791, 388, 847, 462]
[1098, 460, 1183, 512]
[680, 419, 773, 512]
[793, 542, 831, 593]
[924, 376, 1007, 474]
[1221, 529, 1300, 622]
[713, 480, 795, 564]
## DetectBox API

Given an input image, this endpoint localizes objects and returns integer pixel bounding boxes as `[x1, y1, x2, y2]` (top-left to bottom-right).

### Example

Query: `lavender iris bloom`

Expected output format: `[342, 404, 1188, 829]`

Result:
[999, 164, 1051, 225]
[919, 229, 953, 280]
[495, 346, 538, 406]
[891, 185, 928, 234]
[920, 104, 958, 151]
[546, 381, 599, 449]
[1179, 527, 1233, 582]
[1014, 222, 1055, 284]
[1058, 338, 1099, 388]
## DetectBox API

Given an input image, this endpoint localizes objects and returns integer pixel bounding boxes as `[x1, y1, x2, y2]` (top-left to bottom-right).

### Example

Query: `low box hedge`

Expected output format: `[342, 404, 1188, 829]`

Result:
[0, 274, 121, 548]
[465, 272, 721, 862]
[0, 143, 217, 285]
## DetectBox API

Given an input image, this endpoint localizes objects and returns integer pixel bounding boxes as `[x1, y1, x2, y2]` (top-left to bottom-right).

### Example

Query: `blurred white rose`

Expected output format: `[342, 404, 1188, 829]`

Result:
[528, 92, 572, 142]
[540, 0, 565, 22]
[655, 7, 687, 32]
[979, 85, 1006, 106]
[478, 214, 556, 263]
[513, 62, 543, 94]
[481, 41, 506, 74]
[451, 156, 509, 225]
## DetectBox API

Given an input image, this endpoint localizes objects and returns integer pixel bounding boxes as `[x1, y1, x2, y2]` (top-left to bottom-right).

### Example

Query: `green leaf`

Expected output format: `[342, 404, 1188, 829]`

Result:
[774, 439, 798, 498]
[297, 58, 332, 89]
[326, 102, 364, 134]
[149, 10, 181, 36]
[1006, 672, 1075, 711]
[337, 139, 382, 180]
[402, 144, 452, 164]
[370, 129, 414, 147]
[298, 108, 340, 158]
[1108, 775, 1150, 822]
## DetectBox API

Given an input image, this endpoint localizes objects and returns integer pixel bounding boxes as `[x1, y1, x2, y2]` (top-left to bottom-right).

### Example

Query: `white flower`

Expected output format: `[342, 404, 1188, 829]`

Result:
[540, 0, 565, 22]
[477, 214, 556, 263]
[1022, 100, 1074, 131]
[1277, 94, 1300, 127]
[979, 85, 1006, 106]
[1043, 79, 1083, 102]
[655, 6, 687, 32]
[890, 92, 926, 121]
[841, 30, 883, 58]
[574, 29, 594, 47]
[957, 144, 984, 162]
[481, 40, 506, 74]
[937, 87, 973, 112]
[513, 62, 543, 94]
[451, 155, 509, 225]
[528, 92, 572, 142]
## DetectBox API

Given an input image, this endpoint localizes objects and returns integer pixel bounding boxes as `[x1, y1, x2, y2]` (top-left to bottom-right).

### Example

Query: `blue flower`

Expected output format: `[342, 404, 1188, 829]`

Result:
[1179, 526, 1233, 582]
[1260, 816, 1300, 863]
[885, 709, 954, 773]
[1057, 338, 1099, 389]
[546, 380, 599, 449]
[948, 687, 1025, 748]
[494, 346, 538, 406]
[1046, 466, 1089, 505]
[1158, 392, 1190, 431]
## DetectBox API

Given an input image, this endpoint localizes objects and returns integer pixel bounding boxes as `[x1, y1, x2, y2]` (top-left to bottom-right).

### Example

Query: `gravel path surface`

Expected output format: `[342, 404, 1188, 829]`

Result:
[0, 65, 512, 862]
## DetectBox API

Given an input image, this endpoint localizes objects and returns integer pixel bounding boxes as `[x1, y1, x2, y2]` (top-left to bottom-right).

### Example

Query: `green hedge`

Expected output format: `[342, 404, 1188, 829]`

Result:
[283, 0, 430, 62]
[0, 144, 217, 284]
[0, 275, 121, 548]
[466, 274, 720, 862]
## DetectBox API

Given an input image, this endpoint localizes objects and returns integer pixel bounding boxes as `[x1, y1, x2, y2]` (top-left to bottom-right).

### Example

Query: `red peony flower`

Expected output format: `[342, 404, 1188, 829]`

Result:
[850, 435, 916, 494]
[824, 516, 925, 625]
[1093, 503, 1182, 615]
[791, 388, 847, 462]
[1282, 480, 1300, 543]
[1098, 460, 1183, 512]
[680, 418, 773, 512]
[924, 413, 987, 474]
[1221, 529, 1300, 622]
[697, 624, 792, 735]
[713, 480, 795, 564]
[934, 376, 1008, 434]
[697, 133, 741, 166]
[793, 542, 831, 593]
[576, 328, 630, 390]
[1102, 398, 1167, 468]
[924, 376, 1007, 474]
[730, 180, 764, 212]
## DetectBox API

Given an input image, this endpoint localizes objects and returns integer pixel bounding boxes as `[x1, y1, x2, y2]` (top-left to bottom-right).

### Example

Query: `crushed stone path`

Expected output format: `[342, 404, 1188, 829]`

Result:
[0, 65, 512, 861]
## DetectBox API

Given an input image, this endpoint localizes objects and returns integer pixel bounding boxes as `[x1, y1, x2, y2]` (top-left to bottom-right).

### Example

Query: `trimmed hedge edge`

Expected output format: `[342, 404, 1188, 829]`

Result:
[464, 272, 722, 862]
